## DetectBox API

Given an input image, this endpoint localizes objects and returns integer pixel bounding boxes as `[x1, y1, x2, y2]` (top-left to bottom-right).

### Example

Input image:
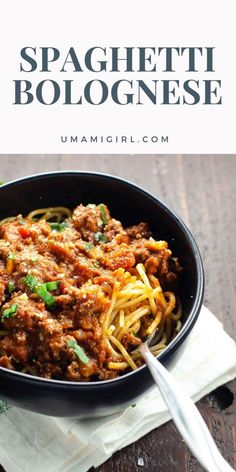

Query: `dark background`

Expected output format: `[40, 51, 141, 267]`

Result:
[0, 154, 235, 471]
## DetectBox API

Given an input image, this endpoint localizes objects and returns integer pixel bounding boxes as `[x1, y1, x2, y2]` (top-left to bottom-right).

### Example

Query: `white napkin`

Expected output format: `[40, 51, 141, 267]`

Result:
[0, 305, 235, 472]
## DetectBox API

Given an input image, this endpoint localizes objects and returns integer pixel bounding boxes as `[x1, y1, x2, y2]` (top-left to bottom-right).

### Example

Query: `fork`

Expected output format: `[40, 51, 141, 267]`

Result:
[135, 336, 235, 472]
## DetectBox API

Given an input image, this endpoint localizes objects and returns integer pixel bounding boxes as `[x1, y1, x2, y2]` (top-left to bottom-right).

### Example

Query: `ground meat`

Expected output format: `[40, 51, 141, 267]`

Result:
[0, 240, 12, 260]
[0, 279, 7, 305]
[72, 204, 109, 241]
[1, 295, 48, 331]
[0, 331, 31, 363]
[75, 285, 110, 318]
[0, 355, 13, 369]
[0, 220, 23, 243]
[122, 332, 141, 350]
[130, 239, 151, 263]
[73, 257, 102, 284]
[16, 252, 61, 285]
[104, 218, 129, 243]
[126, 222, 151, 240]
[0, 203, 179, 381]
[101, 244, 136, 271]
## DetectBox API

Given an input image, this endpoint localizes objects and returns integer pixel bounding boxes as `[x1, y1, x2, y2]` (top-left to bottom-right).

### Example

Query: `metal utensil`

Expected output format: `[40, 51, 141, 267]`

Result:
[135, 335, 235, 472]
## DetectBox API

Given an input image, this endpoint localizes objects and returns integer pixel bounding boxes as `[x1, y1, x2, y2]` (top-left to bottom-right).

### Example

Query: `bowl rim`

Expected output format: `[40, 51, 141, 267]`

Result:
[0, 170, 204, 388]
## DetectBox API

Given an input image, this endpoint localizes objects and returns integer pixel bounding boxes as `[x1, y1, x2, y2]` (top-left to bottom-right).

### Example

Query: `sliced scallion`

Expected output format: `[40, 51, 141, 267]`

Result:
[49, 221, 68, 232]
[23, 275, 58, 308]
[43, 281, 60, 291]
[2, 303, 18, 319]
[8, 281, 15, 294]
[23, 274, 39, 292]
[35, 285, 56, 308]
[98, 204, 107, 225]
[67, 339, 89, 364]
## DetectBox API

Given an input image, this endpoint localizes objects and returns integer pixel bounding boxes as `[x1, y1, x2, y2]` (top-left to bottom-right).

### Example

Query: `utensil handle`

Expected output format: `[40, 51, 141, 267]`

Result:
[141, 346, 235, 472]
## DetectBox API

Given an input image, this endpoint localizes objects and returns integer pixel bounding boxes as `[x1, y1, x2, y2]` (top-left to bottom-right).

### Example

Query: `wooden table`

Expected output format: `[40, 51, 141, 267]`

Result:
[0, 154, 235, 471]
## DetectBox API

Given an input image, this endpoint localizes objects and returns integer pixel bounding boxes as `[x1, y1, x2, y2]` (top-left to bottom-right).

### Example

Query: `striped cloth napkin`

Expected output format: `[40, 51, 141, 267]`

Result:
[0, 305, 235, 472]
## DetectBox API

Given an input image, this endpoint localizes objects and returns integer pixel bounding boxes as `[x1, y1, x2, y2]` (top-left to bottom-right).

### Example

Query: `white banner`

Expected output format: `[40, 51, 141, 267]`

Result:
[0, 0, 235, 153]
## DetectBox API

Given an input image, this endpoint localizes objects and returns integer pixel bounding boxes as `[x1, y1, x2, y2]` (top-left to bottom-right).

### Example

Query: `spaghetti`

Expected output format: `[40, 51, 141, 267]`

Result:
[0, 204, 182, 381]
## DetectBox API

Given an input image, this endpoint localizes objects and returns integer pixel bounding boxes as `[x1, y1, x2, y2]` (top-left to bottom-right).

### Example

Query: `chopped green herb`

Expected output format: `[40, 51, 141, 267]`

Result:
[23, 274, 39, 292]
[43, 281, 60, 291]
[49, 221, 68, 232]
[31, 255, 38, 262]
[35, 285, 56, 308]
[67, 339, 89, 364]
[8, 281, 15, 294]
[98, 204, 107, 225]
[84, 242, 94, 251]
[131, 403, 136, 408]
[87, 204, 96, 209]
[7, 253, 15, 260]
[23, 275, 58, 308]
[94, 232, 109, 244]
[2, 304, 18, 319]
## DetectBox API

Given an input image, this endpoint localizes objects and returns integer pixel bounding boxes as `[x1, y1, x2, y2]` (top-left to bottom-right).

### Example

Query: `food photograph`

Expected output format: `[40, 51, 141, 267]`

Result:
[0, 154, 235, 472]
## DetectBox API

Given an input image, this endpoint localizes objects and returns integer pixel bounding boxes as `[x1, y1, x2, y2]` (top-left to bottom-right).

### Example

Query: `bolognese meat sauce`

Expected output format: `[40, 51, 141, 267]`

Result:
[0, 204, 181, 381]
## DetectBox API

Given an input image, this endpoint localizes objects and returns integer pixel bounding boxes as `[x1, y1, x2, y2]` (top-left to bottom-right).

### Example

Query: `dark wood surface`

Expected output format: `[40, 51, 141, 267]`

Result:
[0, 154, 235, 471]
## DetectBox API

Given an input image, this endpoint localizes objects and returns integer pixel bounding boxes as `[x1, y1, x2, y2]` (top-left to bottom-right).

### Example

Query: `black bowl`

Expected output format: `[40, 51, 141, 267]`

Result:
[0, 171, 204, 417]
